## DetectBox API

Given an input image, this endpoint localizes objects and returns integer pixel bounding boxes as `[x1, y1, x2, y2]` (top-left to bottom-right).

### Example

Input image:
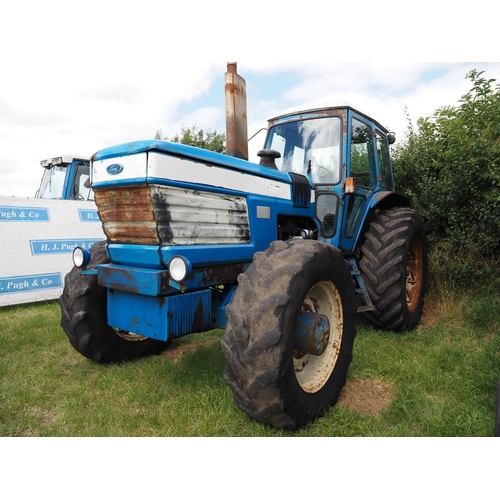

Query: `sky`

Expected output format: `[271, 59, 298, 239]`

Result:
[1, 1, 498, 197]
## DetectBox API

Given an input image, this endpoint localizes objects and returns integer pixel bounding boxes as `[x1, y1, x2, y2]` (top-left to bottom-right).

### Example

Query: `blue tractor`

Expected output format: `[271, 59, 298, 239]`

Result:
[59, 66, 427, 429]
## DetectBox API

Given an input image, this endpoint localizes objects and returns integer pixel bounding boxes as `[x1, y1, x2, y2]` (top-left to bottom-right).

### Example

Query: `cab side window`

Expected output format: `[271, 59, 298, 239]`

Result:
[375, 131, 395, 191]
[350, 118, 375, 189]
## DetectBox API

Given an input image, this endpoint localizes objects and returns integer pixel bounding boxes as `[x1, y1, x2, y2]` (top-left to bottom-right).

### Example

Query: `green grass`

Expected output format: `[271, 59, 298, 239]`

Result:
[1, 292, 499, 437]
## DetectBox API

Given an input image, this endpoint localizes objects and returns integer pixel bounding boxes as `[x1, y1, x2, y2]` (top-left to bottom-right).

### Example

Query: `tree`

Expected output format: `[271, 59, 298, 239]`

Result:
[392, 70, 500, 258]
[155, 125, 226, 154]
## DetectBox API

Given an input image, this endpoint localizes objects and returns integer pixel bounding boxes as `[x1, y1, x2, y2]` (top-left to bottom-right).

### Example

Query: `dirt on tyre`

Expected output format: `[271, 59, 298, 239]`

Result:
[359, 208, 428, 332]
[221, 239, 357, 429]
[59, 240, 167, 363]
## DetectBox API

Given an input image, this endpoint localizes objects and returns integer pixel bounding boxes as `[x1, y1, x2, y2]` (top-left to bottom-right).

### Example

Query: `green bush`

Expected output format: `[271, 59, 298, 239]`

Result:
[392, 70, 500, 257]
[155, 125, 226, 153]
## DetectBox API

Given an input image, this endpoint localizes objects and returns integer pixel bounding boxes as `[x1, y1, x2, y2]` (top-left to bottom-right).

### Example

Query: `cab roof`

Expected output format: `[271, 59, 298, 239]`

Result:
[268, 100, 389, 133]
[40, 155, 90, 168]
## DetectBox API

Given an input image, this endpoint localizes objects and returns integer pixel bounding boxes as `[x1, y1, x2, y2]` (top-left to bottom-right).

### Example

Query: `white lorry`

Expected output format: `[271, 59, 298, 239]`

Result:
[0, 155, 105, 306]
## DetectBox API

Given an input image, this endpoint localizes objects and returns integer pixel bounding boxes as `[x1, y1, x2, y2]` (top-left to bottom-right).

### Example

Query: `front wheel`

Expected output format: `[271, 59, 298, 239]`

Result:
[59, 241, 167, 363]
[221, 239, 357, 429]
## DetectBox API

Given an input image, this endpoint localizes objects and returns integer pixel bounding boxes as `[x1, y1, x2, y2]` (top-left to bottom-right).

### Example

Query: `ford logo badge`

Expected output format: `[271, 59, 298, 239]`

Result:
[106, 163, 124, 175]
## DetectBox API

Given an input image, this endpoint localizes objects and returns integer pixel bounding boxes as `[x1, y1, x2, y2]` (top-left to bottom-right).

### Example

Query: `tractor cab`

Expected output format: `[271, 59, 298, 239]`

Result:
[36, 155, 93, 201]
[262, 103, 404, 252]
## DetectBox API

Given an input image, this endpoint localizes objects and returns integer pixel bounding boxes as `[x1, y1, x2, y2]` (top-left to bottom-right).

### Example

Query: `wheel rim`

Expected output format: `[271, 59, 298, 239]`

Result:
[406, 235, 424, 313]
[114, 329, 149, 342]
[293, 280, 343, 393]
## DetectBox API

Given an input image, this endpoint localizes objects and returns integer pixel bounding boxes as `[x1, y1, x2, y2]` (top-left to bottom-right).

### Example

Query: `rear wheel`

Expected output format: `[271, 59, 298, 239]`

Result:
[221, 239, 357, 429]
[359, 208, 428, 331]
[59, 241, 167, 363]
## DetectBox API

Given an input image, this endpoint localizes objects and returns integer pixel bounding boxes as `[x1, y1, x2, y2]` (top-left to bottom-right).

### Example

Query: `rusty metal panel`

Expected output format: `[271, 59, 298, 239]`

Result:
[95, 185, 160, 245]
[95, 181, 251, 247]
[98, 264, 166, 296]
[150, 185, 250, 245]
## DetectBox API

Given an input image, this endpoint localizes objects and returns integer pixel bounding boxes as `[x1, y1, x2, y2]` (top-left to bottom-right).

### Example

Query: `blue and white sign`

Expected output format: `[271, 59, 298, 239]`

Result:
[0, 196, 105, 306]
[0, 273, 62, 294]
[30, 239, 102, 255]
[0, 206, 50, 222]
[78, 209, 100, 222]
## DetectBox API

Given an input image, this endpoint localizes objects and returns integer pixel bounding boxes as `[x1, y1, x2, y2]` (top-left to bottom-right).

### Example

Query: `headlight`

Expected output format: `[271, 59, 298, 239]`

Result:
[73, 246, 91, 269]
[169, 256, 192, 283]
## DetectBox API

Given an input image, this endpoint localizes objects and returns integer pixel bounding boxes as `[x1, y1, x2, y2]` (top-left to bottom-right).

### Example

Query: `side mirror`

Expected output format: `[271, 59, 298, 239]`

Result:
[388, 132, 396, 145]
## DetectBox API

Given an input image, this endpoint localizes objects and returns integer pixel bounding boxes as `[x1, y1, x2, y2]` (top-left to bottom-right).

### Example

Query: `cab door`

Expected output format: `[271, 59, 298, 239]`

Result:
[340, 113, 377, 252]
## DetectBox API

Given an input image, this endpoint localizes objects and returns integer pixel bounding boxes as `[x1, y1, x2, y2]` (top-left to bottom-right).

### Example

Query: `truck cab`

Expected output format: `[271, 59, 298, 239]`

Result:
[262, 102, 407, 253]
[36, 155, 93, 201]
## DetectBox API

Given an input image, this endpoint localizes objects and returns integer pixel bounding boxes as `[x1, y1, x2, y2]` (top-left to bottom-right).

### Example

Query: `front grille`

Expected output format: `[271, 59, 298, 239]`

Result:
[95, 184, 250, 246]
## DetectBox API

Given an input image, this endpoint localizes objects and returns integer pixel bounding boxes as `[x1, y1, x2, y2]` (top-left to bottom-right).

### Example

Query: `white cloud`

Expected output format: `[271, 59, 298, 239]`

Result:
[1, 0, 498, 197]
[3, 60, 500, 196]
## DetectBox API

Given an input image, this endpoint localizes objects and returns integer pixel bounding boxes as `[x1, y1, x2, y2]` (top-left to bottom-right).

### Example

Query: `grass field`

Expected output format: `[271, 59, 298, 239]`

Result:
[1, 290, 499, 437]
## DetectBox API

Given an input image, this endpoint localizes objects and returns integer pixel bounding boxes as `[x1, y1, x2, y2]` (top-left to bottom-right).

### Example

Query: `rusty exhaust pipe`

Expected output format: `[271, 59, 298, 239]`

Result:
[225, 62, 248, 160]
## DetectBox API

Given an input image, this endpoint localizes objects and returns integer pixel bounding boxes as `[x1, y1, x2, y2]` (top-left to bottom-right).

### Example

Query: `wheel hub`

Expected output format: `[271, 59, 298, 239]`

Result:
[293, 279, 343, 394]
[406, 235, 424, 312]
[294, 311, 330, 356]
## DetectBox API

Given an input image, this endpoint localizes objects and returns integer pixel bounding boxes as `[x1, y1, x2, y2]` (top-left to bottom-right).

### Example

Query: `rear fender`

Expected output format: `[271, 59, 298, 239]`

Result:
[345, 191, 412, 255]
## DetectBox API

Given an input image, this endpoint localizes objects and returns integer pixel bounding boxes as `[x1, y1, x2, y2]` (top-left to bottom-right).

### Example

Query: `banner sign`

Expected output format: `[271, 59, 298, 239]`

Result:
[0, 196, 105, 306]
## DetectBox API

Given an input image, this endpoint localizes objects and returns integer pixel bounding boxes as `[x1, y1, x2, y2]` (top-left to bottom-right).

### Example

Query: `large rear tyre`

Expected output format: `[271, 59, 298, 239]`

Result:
[359, 208, 428, 332]
[59, 241, 167, 363]
[221, 239, 357, 429]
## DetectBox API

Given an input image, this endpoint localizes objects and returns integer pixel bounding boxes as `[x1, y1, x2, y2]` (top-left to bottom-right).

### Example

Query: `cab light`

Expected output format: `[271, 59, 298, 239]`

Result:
[345, 177, 356, 194]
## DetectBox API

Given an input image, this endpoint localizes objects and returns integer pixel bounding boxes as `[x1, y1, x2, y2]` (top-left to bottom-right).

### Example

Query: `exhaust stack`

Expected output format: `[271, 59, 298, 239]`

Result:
[225, 62, 248, 160]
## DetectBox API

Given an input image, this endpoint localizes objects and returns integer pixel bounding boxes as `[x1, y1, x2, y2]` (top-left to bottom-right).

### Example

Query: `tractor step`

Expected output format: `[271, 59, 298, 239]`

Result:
[349, 259, 376, 313]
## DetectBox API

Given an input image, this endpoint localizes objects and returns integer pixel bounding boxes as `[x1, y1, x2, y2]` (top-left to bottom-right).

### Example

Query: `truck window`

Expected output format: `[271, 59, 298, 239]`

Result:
[266, 117, 342, 185]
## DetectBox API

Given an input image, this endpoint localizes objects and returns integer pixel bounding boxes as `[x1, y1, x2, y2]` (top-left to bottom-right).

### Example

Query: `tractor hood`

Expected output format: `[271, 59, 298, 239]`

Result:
[91, 140, 292, 187]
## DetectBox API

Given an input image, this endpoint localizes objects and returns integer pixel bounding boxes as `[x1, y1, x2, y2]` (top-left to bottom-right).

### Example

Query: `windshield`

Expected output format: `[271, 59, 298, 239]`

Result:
[37, 165, 67, 199]
[265, 116, 342, 184]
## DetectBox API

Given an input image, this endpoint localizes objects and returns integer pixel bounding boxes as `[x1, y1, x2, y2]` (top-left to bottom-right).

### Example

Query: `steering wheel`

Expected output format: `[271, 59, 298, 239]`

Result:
[310, 162, 331, 183]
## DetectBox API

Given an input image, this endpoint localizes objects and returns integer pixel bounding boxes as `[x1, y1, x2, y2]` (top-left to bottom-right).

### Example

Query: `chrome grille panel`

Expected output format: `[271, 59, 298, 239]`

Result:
[95, 184, 250, 246]
[151, 185, 250, 245]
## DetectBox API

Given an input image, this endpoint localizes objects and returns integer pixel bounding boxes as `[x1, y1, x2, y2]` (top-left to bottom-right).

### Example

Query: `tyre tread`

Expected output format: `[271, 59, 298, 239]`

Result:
[359, 208, 427, 332]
